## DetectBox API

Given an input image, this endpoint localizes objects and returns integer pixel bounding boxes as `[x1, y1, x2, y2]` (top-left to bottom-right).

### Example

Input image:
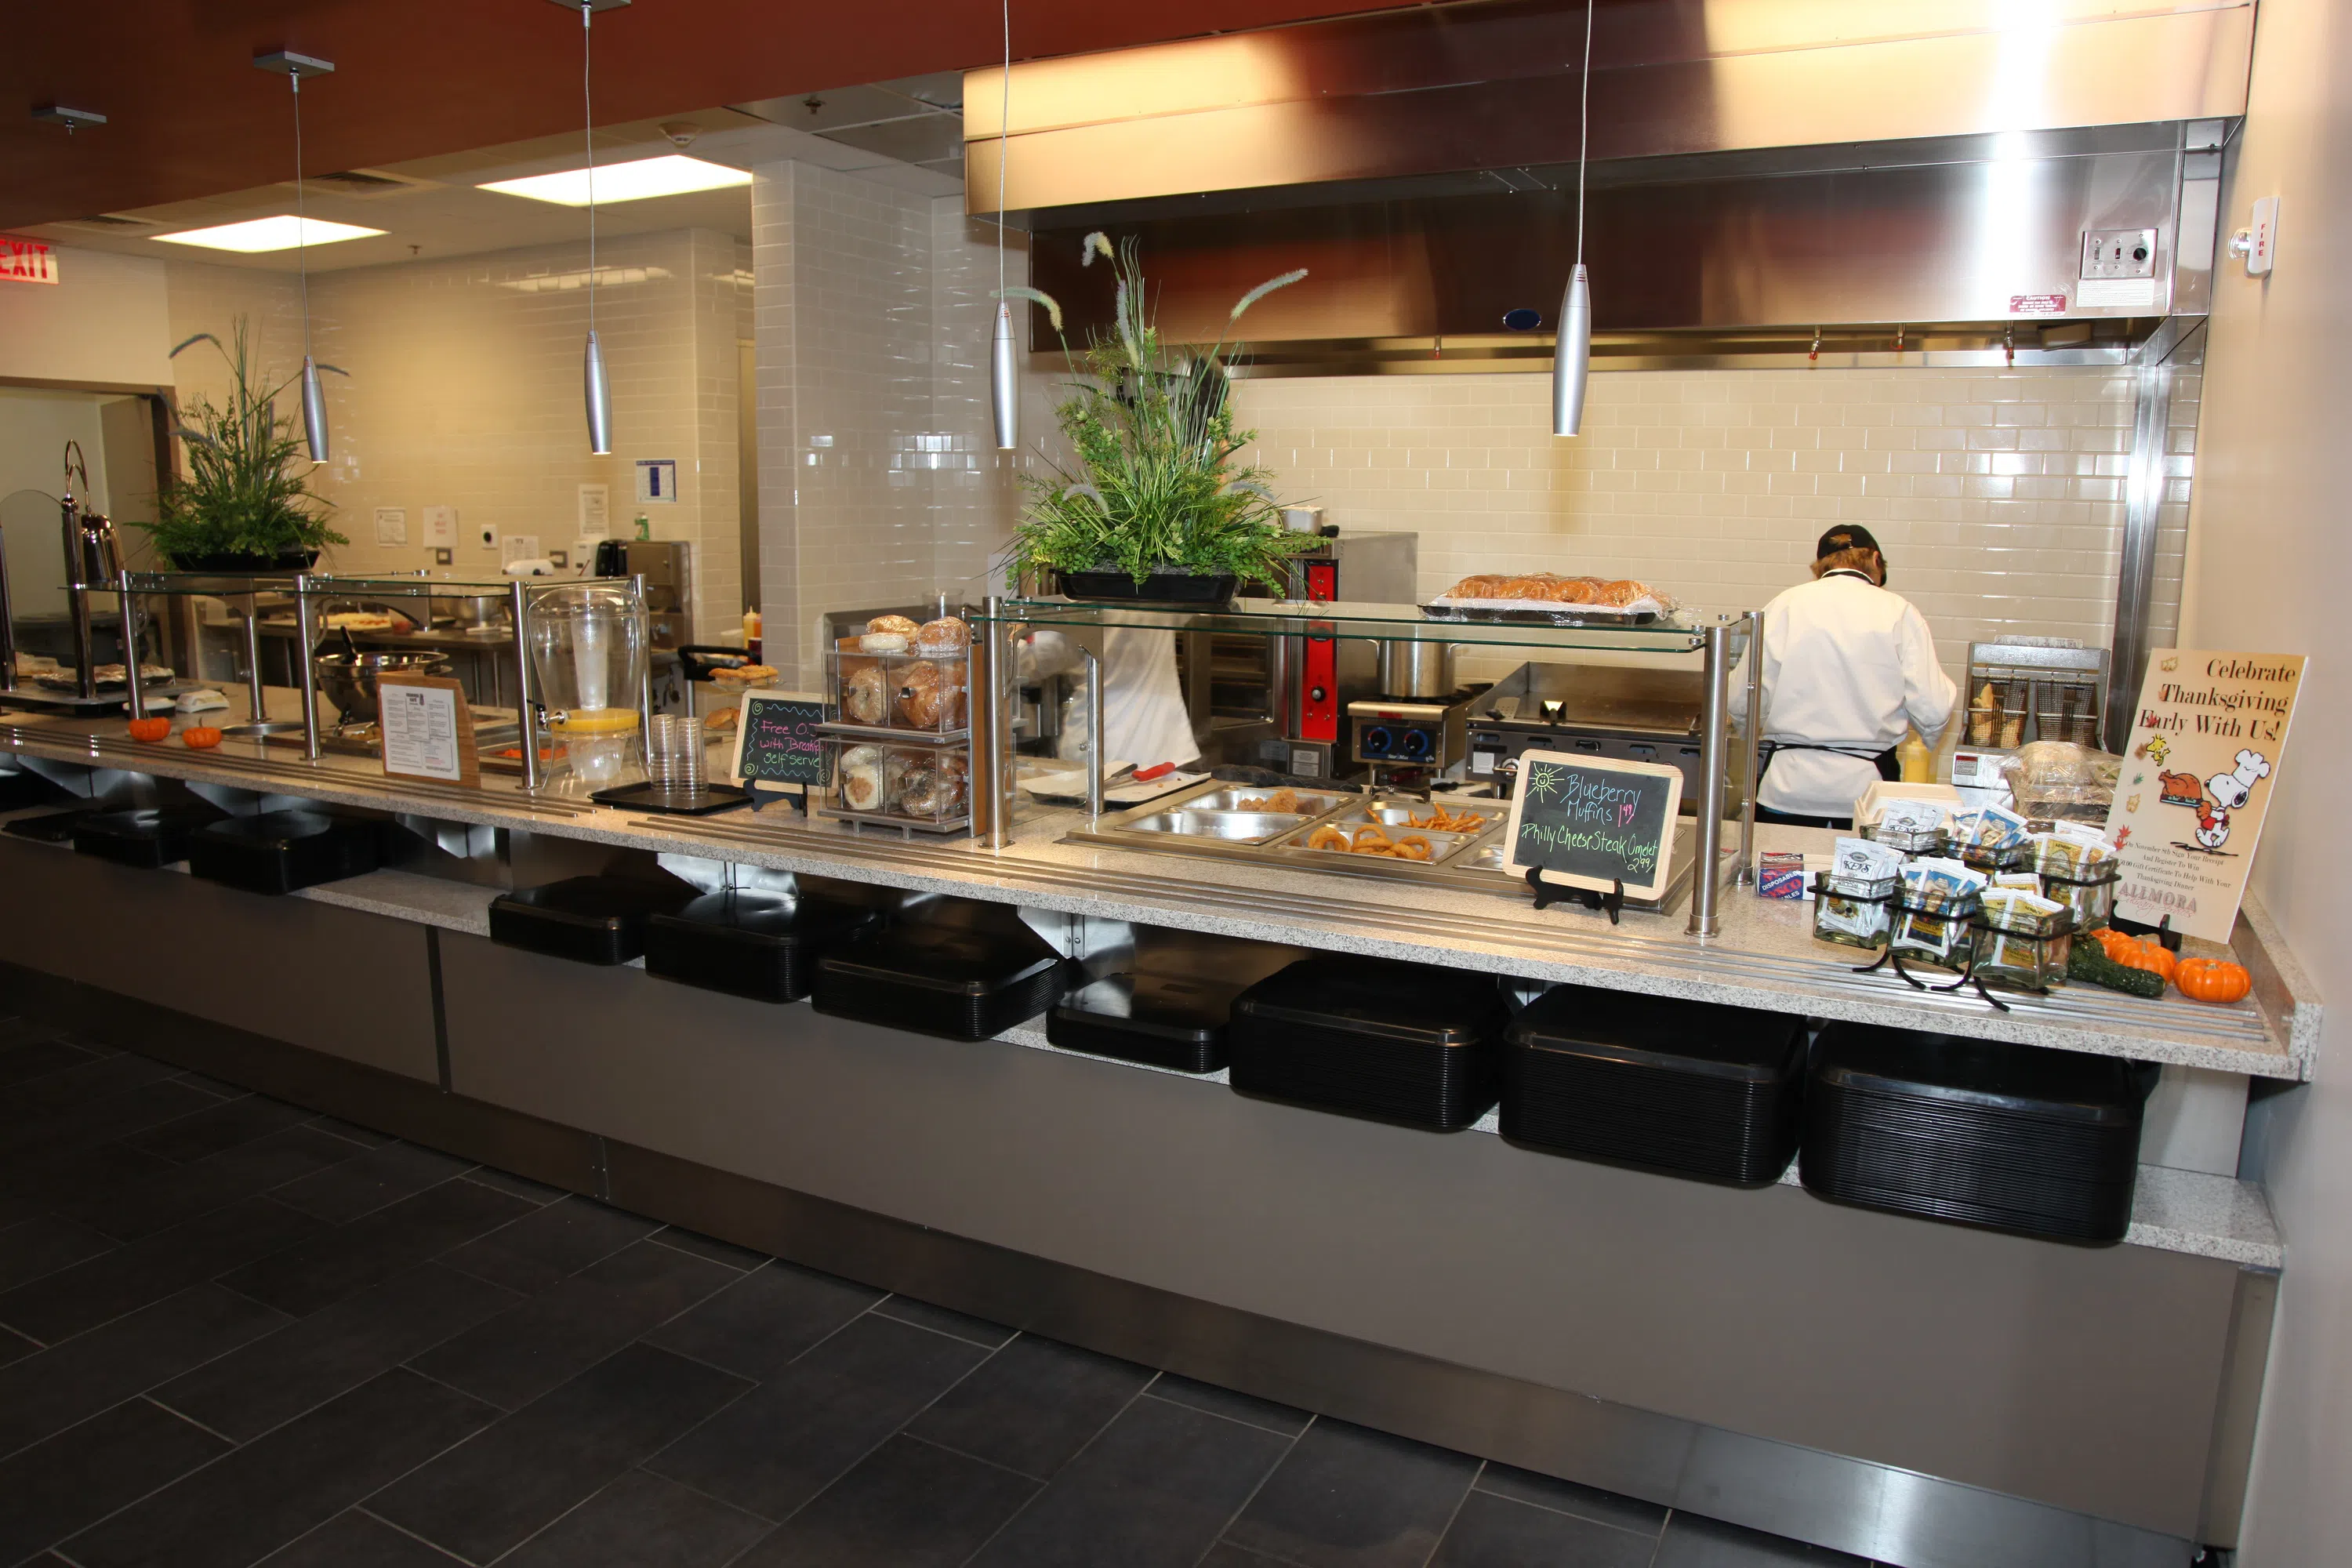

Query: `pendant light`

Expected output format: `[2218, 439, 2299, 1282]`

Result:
[573, 0, 618, 454]
[1551, 0, 1594, 437]
[989, 0, 1018, 450]
[254, 51, 336, 461]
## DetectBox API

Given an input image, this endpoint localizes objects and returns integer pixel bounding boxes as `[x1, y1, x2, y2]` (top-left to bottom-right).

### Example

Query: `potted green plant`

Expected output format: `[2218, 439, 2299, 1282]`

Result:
[1002, 234, 1313, 602]
[140, 318, 347, 572]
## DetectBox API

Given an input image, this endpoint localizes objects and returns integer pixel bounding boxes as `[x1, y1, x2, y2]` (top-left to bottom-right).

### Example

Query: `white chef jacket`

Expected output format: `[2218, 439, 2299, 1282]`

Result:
[1729, 569, 1957, 819]
[1019, 628, 1201, 771]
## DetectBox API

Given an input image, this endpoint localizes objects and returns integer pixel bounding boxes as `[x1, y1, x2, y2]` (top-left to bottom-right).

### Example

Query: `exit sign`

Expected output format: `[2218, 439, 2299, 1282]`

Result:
[0, 236, 59, 285]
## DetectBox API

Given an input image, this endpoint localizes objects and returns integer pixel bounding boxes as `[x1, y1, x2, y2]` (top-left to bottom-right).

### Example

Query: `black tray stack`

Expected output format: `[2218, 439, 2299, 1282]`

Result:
[1502, 987, 1806, 1185]
[488, 877, 698, 966]
[1229, 957, 1506, 1131]
[1049, 971, 1246, 1073]
[189, 810, 390, 895]
[645, 889, 887, 1004]
[71, 805, 226, 869]
[813, 900, 1066, 1040]
[1802, 1022, 2147, 1243]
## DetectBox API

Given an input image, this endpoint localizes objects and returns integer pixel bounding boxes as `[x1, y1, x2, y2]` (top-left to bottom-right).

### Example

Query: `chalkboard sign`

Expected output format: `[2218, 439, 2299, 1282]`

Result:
[1501, 750, 1683, 902]
[728, 689, 829, 789]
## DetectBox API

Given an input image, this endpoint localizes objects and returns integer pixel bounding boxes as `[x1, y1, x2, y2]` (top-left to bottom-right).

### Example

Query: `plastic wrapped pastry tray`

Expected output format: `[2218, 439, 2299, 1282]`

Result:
[188, 809, 388, 895]
[1502, 987, 1805, 1185]
[644, 889, 887, 1003]
[813, 906, 1066, 1040]
[488, 875, 697, 966]
[71, 805, 225, 869]
[1049, 971, 1246, 1073]
[1229, 956, 1506, 1131]
[1801, 1022, 2145, 1243]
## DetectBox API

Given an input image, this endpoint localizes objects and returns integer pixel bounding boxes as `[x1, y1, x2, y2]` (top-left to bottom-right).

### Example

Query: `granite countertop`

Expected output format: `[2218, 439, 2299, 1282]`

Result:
[0, 702, 2318, 1086]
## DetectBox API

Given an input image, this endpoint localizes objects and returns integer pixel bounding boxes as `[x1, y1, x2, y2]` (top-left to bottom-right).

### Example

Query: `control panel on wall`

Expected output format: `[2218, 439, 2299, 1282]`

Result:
[2077, 227, 2159, 310]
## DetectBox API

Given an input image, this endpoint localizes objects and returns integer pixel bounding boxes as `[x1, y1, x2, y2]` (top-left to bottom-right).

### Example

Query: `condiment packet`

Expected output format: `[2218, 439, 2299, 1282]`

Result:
[1979, 886, 2068, 974]
[1894, 858, 1987, 958]
[1876, 797, 1948, 835]
[1993, 870, 2042, 891]
[1814, 840, 1898, 942]
[1952, 803, 2031, 851]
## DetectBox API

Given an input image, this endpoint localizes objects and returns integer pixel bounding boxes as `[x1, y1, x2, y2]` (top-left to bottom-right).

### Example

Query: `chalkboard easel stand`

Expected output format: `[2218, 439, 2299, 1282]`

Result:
[748, 782, 810, 817]
[1526, 869, 1624, 925]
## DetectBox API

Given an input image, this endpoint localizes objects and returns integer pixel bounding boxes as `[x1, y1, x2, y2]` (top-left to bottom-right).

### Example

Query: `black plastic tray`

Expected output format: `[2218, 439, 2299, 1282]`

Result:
[1229, 956, 1506, 1131]
[645, 890, 887, 1003]
[188, 810, 387, 895]
[1049, 972, 1243, 1074]
[589, 782, 755, 816]
[488, 876, 698, 966]
[1502, 986, 1805, 1185]
[814, 906, 1066, 1040]
[71, 806, 225, 869]
[5, 808, 101, 844]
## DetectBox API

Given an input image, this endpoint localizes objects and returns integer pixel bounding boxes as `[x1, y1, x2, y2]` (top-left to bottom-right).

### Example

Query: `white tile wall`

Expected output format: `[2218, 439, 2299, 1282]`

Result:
[1231, 365, 2188, 678]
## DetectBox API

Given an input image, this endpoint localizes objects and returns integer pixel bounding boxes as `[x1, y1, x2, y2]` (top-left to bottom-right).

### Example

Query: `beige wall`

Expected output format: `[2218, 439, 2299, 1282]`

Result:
[0, 246, 172, 388]
[162, 230, 750, 636]
[2184, 0, 2352, 1559]
[1232, 365, 2197, 681]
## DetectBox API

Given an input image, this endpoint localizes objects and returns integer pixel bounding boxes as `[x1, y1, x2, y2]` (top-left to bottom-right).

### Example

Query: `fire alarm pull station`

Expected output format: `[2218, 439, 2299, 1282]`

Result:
[2230, 197, 2280, 277]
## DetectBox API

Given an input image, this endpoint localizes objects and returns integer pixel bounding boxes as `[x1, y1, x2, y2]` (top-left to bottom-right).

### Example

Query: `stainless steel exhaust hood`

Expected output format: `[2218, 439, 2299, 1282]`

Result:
[967, 0, 2249, 363]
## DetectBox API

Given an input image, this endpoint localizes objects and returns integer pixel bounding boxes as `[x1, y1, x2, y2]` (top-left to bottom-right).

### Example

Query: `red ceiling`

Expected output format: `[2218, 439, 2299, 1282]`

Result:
[1, 0, 1425, 230]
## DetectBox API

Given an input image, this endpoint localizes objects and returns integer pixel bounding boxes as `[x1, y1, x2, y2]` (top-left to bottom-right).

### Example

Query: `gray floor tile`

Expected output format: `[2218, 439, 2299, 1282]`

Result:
[0, 1051, 180, 1130]
[0, 1196, 321, 1345]
[907, 1332, 1153, 1480]
[0, 1034, 98, 1089]
[303, 1115, 399, 1149]
[368, 1344, 751, 1565]
[258, 1509, 466, 1566]
[1432, 1490, 1661, 1568]
[0, 1213, 116, 1291]
[644, 1312, 989, 1519]
[154, 1263, 521, 1443]
[438, 1195, 662, 1296]
[408, 1238, 739, 1410]
[62, 1368, 496, 1568]
[641, 1258, 883, 1384]
[457, 1165, 570, 1204]
[0, 1283, 291, 1458]
[733, 1435, 1038, 1568]
[1655, 1511, 1875, 1566]
[648, 1225, 768, 1269]
[267, 1142, 475, 1224]
[61, 1124, 371, 1243]
[967, 1395, 1293, 1568]
[1475, 1461, 1669, 1536]
[0, 1322, 34, 1367]
[0, 1140, 175, 1215]
[1197, 1547, 1291, 1568]
[497, 1468, 772, 1568]
[1, 1076, 233, 1161]
[123, 1094, 312, 1165]
[216, 1178, 532, 1317]
[1225, 1417, 1480, 1568]
[1144, 1371, 1314, 1436]
[0, 1397, 230, 1564]
[872, 1294, 1018, 1348]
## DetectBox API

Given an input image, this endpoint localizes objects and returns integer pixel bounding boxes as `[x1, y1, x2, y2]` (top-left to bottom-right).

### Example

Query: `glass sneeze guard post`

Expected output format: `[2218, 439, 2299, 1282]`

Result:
[1736, 609, 1762, 886]
[1083, 645, 1104, 826]
[116, 569, 144, 722]
[632, 572, 655, 766]
[978, 594, 1010, 848]
[0, 521, 16, 695]
[510, 579, 540, 793]
[296, 575, 321, 760]
[1686, 619, 1733, 938]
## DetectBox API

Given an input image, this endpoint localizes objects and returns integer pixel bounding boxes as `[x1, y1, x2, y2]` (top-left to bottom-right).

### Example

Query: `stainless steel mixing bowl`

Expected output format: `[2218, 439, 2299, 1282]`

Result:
[314, 649, 454, 724]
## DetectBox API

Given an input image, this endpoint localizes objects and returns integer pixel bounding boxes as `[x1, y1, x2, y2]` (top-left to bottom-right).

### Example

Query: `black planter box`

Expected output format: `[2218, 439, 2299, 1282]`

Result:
[1801, 1022, 2147, 1244]
[488, 876, 697, 966]
[1229, 956, 1506, 1131]
[1054, 570, 1237, 604]
[813, 906, 1065, 1040]
[71, 805, 224, 869]
[644, 890, 887, 1003]
[1502, 986, 1805, 1185]
[1049, 971, 1244, 1073]
[188, 810, 387, 895]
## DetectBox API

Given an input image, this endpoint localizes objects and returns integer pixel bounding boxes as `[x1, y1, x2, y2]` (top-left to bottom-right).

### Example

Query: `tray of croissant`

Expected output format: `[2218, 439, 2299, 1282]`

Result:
[1421, 573, 1675, 625]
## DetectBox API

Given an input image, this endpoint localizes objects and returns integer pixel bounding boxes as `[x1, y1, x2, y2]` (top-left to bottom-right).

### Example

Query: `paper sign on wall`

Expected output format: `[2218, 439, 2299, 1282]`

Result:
[635, 459, 678, 503]
[373, 507, 408, 546]
[2103, 649, 2305, 942]
[422, 506, 458, 547]
[578, 484, 609, 537]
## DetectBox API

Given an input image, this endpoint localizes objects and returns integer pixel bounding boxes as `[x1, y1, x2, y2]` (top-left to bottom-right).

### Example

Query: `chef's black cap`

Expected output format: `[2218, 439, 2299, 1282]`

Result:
[1815, 524, 1883, 561]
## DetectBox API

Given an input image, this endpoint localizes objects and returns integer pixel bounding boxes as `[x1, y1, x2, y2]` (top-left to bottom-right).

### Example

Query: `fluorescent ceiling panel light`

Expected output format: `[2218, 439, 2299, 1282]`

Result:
[151, 216, 383, 252]
[477, 154, 751, 205]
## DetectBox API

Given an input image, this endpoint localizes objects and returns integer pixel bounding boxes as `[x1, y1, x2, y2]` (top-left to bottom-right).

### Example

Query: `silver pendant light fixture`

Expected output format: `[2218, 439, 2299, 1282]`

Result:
[573, 0, 618, 454]
[989, 0, 1018, 449]
[255, 51, 339, 462]
[1551, 0, 1595, 437]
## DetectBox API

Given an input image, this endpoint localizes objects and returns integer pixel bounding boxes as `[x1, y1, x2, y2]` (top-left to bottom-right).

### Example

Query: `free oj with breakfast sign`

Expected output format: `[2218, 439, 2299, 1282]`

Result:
[2102, 649, 2304, 942]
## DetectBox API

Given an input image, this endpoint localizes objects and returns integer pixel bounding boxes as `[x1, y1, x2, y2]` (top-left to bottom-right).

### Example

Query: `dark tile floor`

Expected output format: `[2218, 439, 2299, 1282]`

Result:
[0, 1018, 1890, 1568]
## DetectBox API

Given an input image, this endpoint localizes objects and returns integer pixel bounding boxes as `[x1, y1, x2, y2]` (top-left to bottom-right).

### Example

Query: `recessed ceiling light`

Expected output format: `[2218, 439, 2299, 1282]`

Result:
[476, 154, 751, 206]
[151, 216, 384, 252]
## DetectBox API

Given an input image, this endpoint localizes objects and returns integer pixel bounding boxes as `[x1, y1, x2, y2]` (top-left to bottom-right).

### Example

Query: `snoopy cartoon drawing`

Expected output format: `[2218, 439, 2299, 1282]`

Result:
[2193, 750, 2272, 852]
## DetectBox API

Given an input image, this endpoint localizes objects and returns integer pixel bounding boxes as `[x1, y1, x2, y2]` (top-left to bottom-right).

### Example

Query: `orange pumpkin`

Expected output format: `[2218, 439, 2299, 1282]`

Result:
[125, 717, 172, 743]
[2112, 938, 2177, 986]
[181, 726, 223, 750]
[2176, 958, 2252, 1004]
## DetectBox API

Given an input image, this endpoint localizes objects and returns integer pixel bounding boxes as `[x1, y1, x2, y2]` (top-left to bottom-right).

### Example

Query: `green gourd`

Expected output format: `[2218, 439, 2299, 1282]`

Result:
[2067, 940, 2167, 998]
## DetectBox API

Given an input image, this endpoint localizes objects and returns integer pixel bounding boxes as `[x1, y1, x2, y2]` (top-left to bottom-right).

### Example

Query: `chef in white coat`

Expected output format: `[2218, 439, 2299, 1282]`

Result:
[1730, 524, 1957, 829]
[1018, 627, 1200, 773]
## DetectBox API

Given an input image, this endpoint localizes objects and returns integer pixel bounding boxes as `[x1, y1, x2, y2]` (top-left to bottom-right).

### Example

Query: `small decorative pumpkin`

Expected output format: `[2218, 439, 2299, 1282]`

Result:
[2111, 938, 2177, 986]
[2176, 958, 2252, 1004]
[126, 717, 172, 743]
[182, 726, 223, 750]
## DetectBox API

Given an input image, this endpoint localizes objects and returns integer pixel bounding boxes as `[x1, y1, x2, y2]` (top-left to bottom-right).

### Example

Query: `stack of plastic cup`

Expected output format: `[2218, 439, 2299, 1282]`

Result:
[646, 713, 707, 793]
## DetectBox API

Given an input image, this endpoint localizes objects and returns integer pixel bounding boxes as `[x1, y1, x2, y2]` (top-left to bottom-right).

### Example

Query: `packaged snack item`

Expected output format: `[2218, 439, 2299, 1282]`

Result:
[2034, 826, 2121, 930]
[1813, 837, 1904, 949]
[1758, 850, 1809, 899]
[1889, 858, 1987, 968]
[1976, 886, 2072, 990]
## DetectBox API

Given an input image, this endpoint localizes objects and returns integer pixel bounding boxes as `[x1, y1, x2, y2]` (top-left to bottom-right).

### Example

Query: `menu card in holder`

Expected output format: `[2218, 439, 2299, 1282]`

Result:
[1502, 750, 1682, 909]
[377, 672, 477, 786]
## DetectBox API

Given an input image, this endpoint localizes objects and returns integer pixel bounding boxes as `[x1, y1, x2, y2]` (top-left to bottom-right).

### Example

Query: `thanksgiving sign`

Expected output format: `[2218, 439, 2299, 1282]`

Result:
[2103, 649, 2304, 942]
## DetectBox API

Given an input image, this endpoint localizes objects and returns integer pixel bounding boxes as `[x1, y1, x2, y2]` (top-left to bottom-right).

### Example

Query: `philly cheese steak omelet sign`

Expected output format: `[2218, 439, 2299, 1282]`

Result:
[1502, 750, 1684, 902]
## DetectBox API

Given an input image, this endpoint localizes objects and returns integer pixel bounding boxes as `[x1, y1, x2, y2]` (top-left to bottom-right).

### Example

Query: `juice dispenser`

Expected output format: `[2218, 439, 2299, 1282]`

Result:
[528, 581, 649, 795]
